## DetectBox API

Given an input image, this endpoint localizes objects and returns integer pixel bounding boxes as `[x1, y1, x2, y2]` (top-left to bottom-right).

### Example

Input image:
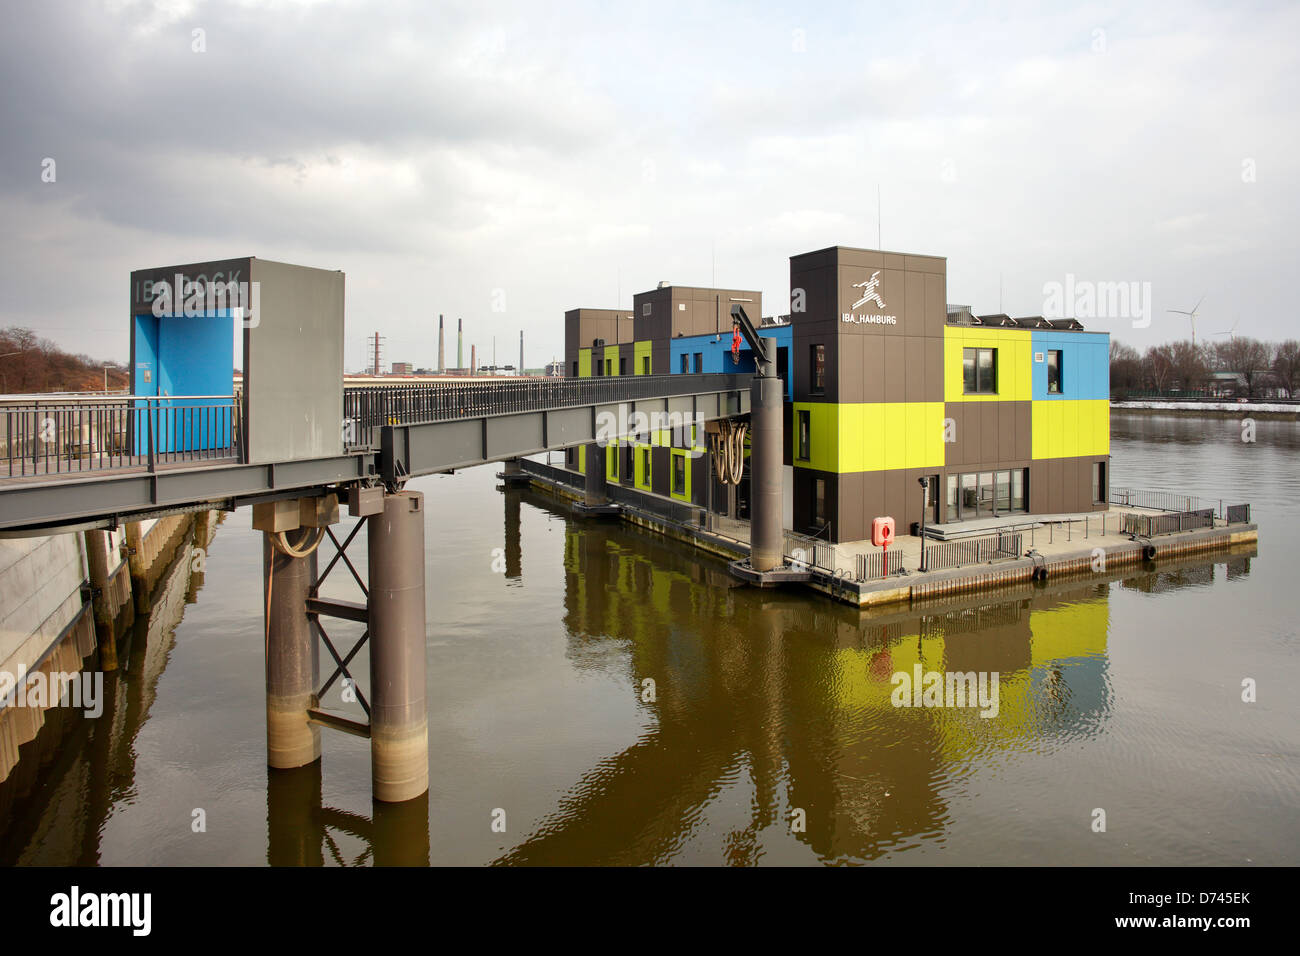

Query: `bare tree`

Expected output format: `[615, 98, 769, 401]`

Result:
[1143, 344, 1176, 392]
[1271, 340, 1300, 398]
[1166, 340, 1209, 392]
[1109, 340, 1142, 397]
[1213, 337, 1274, 397]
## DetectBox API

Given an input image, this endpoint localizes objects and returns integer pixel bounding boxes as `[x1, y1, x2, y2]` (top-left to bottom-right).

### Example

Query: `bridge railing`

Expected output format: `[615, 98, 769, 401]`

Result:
[1, 395, 241, 478]
[343, 373, 748, 449]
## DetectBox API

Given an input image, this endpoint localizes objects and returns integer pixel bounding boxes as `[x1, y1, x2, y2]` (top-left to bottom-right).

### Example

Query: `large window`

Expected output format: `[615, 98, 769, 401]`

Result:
[1047, 349, 1062, 394]
[947, 469, 1028, 520]
[962, 347, 997, 394]
[605, 358, 613, 376]
[1092, 461, 1106, 503]
[810, 344, 825, 394]
[641, 447, 651, 485]
[619, 357, 627, 376]
[672, 454, 686, 495]
[642, 356, 651, 374]
[797, 410, 810, 461]
[572, 360, 578, 377]
[814, 478, 826, 526]
[680, 354, 689, 373]
[693, 352, 703, 373]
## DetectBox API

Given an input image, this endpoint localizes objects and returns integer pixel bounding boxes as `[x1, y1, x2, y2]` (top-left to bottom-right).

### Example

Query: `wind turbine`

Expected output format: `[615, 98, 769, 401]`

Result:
[1210, 318, 1240, 342]
[1167, 296, 1205, 346]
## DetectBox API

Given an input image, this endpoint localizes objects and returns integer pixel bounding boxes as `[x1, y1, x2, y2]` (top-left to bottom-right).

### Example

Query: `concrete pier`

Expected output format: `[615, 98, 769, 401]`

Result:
[263, 535, 321, 770]
[367, 490, 429, 803]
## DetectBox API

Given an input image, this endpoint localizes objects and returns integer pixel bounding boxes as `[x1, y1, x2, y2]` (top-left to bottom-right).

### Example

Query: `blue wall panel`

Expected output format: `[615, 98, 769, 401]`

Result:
[669, 326, 793, 399]
[1030, 331, 1109, 400]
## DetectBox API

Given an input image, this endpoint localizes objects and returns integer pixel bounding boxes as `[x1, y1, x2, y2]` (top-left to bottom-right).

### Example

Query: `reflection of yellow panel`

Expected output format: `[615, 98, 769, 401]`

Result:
[944, 328, 1031, 402]
[1030, 596, 1109, 666]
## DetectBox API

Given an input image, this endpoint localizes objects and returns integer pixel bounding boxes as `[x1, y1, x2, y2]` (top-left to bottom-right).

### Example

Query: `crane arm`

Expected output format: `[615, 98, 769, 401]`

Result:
[729, 304, 776, 378]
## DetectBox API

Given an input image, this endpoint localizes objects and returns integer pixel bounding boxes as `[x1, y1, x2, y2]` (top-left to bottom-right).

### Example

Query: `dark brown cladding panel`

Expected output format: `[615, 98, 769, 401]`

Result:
[1027, 456, 1109, 515]
[790, 246, 947, 405]
[565, 307, 634, 365]
[943, 402, 1031, 470]
[652, 446, 670, 497]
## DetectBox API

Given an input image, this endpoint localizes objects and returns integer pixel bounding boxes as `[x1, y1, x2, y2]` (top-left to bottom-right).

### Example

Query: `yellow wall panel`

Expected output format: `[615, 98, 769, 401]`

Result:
[943, 327, 1031, 402]
[578, 349, 591, 378]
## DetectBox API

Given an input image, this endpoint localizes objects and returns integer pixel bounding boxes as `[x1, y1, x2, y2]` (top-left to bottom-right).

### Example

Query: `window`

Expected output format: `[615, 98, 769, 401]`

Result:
[672, 454, 686, 495]
[1092, 461, 1106, 503]
[810, 344, 826, 394]
[605, 358, 612, 376]
[641, 447, 651, 484]
[642, 356, 650, 374]
[642, 303, 651, 316]
[1047, 350, 1062, 394]
[608, 447, 618, 480]
[1012, 469, 1026, 511]
[797, 410, 810, 461]
[619, 357, 627, 376]
[572, 360, 578, 377]
[680, 354, 689, 373]
[995, 470, 1011, 513]
[978, 471, 994, 515]
[961, 473, 977, 514]
[693, 352, 703, 373]
[814, 478, 826, 526]
[946, 474, 958, 522]
[962, 347, 997, 394]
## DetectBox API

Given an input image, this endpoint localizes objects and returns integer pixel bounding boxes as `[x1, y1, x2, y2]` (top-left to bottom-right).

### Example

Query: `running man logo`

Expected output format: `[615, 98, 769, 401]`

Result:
[851, 271, 886, 310]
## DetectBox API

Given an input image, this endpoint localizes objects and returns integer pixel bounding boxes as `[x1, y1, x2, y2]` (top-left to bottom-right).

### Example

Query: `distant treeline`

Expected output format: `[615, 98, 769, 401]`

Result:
[1110, 337, 1300, 400]
[0, 326, 129, 394]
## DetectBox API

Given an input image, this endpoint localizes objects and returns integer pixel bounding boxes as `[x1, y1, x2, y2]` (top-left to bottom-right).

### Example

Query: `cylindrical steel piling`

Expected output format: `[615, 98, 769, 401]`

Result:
[749, 375, 784, 572]
[368, 491, 429, 803]
[264, 535, 321, 769]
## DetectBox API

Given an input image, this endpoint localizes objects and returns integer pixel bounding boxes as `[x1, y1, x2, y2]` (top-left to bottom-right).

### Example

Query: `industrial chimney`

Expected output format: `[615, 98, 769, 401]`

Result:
[438, 314, 445, 373]
[470, 344, 477, 376]
[519, 330, 524, 377]
[457, 318, 464, 370]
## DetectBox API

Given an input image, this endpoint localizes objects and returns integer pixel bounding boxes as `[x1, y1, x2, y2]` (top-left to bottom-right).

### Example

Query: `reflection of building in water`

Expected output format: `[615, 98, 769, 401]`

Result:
[495, 507, 1127, 864]
[0, 512, 218, 864]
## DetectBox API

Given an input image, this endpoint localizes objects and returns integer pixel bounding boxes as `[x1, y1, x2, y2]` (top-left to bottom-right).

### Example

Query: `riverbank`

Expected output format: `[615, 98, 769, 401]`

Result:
[1112, 400, 1298, 420]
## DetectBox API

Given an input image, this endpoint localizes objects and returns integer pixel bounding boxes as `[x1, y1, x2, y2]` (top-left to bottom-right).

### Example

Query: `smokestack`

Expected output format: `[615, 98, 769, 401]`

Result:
[458, 318, 463, 369]
[438, 314, 445, 373]
[470, 344, 477, 376]
[519, 330, 524, 377]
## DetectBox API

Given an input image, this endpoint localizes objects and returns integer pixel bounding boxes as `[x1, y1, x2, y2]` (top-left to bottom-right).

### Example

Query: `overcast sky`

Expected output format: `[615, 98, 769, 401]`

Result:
[2, 0, 1296, 371]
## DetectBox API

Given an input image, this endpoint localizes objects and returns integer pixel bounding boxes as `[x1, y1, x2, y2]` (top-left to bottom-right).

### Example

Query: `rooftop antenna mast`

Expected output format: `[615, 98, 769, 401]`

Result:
[877, 184, 882, 249]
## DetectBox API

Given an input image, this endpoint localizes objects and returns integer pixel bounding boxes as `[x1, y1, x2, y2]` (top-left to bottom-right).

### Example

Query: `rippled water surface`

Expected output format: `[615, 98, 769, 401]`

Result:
[3, 412, 1297, 865]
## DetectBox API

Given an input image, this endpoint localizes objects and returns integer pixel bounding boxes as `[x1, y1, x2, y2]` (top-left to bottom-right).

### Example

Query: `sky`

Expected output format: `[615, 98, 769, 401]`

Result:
[1, 0, 1297, 372]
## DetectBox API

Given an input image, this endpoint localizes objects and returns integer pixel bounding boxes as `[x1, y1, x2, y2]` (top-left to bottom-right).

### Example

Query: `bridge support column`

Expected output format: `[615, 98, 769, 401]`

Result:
[367, 490, 429, 803]
[584, 442, 607, 506]
[264, 535, 321, 769]
[749, 376, 784, 572]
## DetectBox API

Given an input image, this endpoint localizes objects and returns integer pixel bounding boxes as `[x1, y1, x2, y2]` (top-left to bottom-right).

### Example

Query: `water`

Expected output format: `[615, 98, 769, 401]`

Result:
[2, 412, 1297, 865]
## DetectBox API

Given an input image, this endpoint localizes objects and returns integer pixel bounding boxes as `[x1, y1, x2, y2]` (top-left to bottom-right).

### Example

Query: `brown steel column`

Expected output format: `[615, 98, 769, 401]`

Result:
[264, 536, 321, 769]
[749, 376, 784, 572]
[367, 490, 429, 803]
